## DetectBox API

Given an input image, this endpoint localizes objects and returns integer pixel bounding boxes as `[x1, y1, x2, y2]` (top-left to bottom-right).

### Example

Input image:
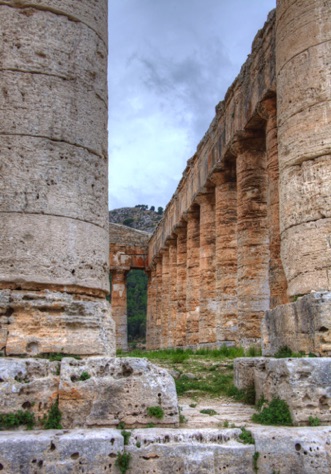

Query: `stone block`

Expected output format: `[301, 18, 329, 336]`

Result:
[262, 292, 331, 356]
[254, 358, 331, 425]
[233, 358, 267, 391]
[0, 358, 59, 423]
[59, 357, 179, 428]
[1, 290, 115, 356]
[0, 429, 122, 474]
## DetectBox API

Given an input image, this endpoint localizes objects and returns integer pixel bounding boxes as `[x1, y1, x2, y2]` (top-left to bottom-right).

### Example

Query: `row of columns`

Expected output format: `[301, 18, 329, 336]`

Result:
[146, 98, 288, 349]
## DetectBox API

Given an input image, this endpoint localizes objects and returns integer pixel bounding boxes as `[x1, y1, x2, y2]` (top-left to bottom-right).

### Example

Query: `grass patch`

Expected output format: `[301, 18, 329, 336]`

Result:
[39, 353, 81, 362]
[274, 346, 304, 358]
[200, 409, 218, 416]
[239, 427, 255, 445]
[252, 397, 292, 426]
[227, 385, 256, 405]
[253, 452, 260, 472]
[121, 430, 131, 445]
[0, 410, 35, 430]
[147, 406, 164, 419]
[308, 416, 321, 426]
[115, 452, 131, 474]
[41, 400, 62, 429]
[79, 371, 91, 381]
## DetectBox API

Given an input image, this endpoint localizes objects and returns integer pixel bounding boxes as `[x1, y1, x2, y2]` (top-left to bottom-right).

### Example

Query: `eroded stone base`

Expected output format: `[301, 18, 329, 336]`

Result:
[0, 357, 179, 429]
[0, 290, 115, 356]
[234, 357, 331, 425]
[262, 292, 331, 356]
[0, 427, 330, 473]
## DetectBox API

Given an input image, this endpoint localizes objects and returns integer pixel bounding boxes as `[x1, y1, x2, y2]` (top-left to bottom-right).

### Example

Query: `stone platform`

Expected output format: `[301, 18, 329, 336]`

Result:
[0, 427, 330, 473]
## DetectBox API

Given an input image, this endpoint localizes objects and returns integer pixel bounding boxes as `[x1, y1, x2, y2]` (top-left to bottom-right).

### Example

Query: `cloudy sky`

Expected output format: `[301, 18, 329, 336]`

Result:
[108, 0, 276, 210]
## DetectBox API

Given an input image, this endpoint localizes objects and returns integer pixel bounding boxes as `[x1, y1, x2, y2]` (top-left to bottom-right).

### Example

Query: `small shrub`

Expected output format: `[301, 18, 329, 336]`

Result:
[308, 416, 321, 426]
[41, 400, 62, 429]
[246, 346, 262, 357]
[252, 397, 292, 426]
[179, 414, 187, 424]
[147, 406, 164, 419]
[121, 430, 131, 445]
[117, 421, 125, 430]
[189, 403, 197, 408]
[115, 451, 131, 474]
[274, 346, 304, 359]
[239, 427, 255, 445]
[79, 371, 91, 381]
[0, 410, 35, 430]
[200, 409, 218, 416]
[146, 422, 155, 428]
[223, 420, 229, 428]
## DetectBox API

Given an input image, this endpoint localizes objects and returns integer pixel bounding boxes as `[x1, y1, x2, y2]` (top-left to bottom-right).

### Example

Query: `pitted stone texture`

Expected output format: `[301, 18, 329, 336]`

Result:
[251, 426, 331, 474]
[0, 214, 110, 291]
[0, 136, 108, 228]
[1, 290, 115, 356]
[253, 358, 331, 425]
[59, 357, 179, 428]
[0, 429, 122, 474]
[0, 358, 59, 423]
[0, 71, 107, 157]
[262, 292, 331, 356]
[0, 6, 107, 101]
[0, 0, 108, 44]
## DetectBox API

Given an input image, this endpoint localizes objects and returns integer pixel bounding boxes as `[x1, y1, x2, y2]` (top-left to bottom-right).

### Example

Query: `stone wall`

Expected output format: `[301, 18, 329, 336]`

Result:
[146, 0, 331, 351]
[0, 0, 115, 356]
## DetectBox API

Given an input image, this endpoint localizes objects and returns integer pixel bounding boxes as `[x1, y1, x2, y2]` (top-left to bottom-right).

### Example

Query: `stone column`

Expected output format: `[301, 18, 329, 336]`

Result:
[233, 133, 270, 346]
[196, 191, 216, 346]
[154, 257, 163, 349]
[175, 223, 188, 347]
[258, 98, 288, 308]
[146, 266, 157, 350]
[185, 206, 200, 347]
[0, 0, 114, 356]
[111, 270, 128, 352]
[160, 248, 170, 349]
[211, 167, 238, 344]
[276, 0, 331, 296]
[168, 239, 178, 348]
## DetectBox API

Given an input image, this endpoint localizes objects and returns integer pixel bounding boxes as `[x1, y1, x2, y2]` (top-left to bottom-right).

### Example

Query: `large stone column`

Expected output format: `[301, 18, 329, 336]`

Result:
[276, 0, 331, 297]
[168, 239, 178, 348]
[258, 98, 288, 308]
[146, 266, 157, 350]
[174, 223, 188, 347]
[160, 248, 170, 349]
[185, 206, 200, 347]
[110, 270, 128, 352]
[154, 257, 163, 349]
[211, 167, 238, 344]
[196, 191, 216, 346]
[233, 133, 270, 346]
[0, 0, 114, 356]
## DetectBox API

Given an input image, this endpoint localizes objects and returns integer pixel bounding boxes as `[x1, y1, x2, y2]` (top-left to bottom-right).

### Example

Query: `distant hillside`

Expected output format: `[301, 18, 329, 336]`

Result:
[109, 205, 163, 233]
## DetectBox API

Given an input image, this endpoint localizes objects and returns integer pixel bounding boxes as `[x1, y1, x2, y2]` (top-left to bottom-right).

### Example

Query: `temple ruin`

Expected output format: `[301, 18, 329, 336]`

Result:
[0, 0, 331, 472]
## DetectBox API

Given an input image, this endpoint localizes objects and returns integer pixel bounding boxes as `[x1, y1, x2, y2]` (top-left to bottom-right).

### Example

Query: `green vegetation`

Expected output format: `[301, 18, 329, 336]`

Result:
[79, 371, 91, 381]
[200, 409, 218, 416]
[239, 427, 255, 445]
[127, 270, 148, 341]
[147, 406, 164, 419]
[41, 400, 62, 429]
[0, 410, 35, 430]
[115, 452, 131, 474]
[253, 452, 260, 473]
[39, 353, 81, 362]
[121, 430, 131, 445]
[117, 421, 126, 430]
[252, 397, 293, 426]
[179, 414, 188, 424]
[308, 416, 321, 426]
[274, 346, 304, 358]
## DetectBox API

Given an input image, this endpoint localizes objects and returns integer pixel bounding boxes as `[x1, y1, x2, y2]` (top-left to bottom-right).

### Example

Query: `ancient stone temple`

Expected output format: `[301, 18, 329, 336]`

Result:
[146, 0, 331, 354]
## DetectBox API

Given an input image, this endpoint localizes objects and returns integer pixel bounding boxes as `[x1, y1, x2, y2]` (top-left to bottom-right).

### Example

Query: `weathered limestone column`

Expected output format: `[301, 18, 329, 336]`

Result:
[196, 191, 216, 346]
[154, 257, 163, 349]
[276, 0, 331, 296]
[168, 239, 178, 348]
[160, 248, 170, 349]
[174, 223, 188, 347]
[0, 0, 114, 355]
[233, 133, 270, 346]
[146, 266, 157, 350]
[185, 206, 200, 347]
[258, 98, 288, 308]
[110, 270, 128, 352]
[211, 166, 238, 344]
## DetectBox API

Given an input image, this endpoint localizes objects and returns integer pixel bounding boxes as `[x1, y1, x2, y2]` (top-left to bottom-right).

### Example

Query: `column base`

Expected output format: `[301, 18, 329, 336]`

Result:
[0, 289, 115, 356]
